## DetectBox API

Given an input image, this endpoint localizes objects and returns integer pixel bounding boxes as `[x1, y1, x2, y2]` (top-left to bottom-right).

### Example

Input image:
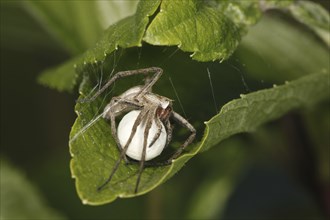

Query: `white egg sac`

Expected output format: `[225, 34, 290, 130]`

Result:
[117, 110, 167, 161]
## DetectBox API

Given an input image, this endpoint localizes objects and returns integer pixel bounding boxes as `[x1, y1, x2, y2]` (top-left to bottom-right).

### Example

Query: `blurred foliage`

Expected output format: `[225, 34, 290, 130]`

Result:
[24, 0, 138, 55]
[1, 0, 329, 219]
[288, 0, 330, 46]
[0, 159, 66, 219]
[237, 14, 329, 83]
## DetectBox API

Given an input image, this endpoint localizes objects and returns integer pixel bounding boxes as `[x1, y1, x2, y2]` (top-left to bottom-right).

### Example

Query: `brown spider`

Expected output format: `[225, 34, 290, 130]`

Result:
[86, 67, 196, 193]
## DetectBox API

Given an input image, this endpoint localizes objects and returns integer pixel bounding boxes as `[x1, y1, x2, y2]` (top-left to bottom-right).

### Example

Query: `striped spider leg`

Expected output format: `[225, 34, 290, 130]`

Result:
[86, 67, 196, 193]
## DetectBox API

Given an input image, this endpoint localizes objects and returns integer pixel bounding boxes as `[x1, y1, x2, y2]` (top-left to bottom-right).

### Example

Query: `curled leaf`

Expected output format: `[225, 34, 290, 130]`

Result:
[70, 71, 329, 205]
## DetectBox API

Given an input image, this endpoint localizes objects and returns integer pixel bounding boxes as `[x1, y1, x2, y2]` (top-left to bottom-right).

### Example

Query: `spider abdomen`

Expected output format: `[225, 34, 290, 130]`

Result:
[117, 110, 167, 161]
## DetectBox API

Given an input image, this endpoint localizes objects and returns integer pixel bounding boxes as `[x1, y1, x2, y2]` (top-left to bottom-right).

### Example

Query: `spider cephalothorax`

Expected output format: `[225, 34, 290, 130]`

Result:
[88, 67, 196, 193]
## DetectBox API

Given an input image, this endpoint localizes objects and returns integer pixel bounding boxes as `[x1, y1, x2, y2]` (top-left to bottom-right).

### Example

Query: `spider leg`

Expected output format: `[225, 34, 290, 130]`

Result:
[79, 67, 163, 103]
[103, 97, 143, 120]
[148, 118, 172, 149]
[148, 117, 163, 148]
[167, 111, 196, 163]
[136, 68, 163, 98]
[165, 119, 173, 147]
[104, 97, 143, 163]
[134, 110, 154, 193]
[97, 109, 149, 191]
[132, 113, 193, 168]
[109, 111, 129, 163]
[140, 111, 195, 167]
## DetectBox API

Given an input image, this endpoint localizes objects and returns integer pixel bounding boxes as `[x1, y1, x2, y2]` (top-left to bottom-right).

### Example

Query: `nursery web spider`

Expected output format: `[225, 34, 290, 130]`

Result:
[85, 67, 196, 193]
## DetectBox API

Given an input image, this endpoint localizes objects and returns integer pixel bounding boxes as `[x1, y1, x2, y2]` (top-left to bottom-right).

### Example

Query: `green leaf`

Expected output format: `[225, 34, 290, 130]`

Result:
[37, 57, 80, 93]
[202, 71, 329, 152]
[260, 0, 294, 10]
[69, 70, 329, 205]
[82, 0, 161, 63]
[144, 0, 261, 61]
[36, 0, 329, 92]
[237, 15, 330, 83]
[36, 0, 161, 92]
[36, 0, 264, 91]
[29, 0, 329, 206]
[0, 159, 66, 219]
[215, 0, 262, 28]
[261, 0, 330, 47]
[288, 1, 330, 47]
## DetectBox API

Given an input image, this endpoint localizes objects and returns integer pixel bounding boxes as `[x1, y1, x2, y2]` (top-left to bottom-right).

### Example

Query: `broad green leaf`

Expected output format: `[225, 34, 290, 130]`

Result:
[0, 159, 66, 219]
[237, 15, 330, 83]
[69, 70, 329, 205]
[37, 56, 80, 92]
[36, 0, 264, 91]
[202, 71, 329, 152]
[35, 0, 161, 92]
[144, 0, 261, 61]
[288, 1, 330, 47]
[36, 0, 329, 92]
[261, 0, 330, 47]
[29, 0, 330, 206]
[215, 0, 262, 27]
[81, 0, 161, 63]
[260, 0, 294, 9]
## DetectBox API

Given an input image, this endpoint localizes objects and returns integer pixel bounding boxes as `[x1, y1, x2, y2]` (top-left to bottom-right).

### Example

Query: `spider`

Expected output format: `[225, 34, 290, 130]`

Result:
[86, 67, 196, 193]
